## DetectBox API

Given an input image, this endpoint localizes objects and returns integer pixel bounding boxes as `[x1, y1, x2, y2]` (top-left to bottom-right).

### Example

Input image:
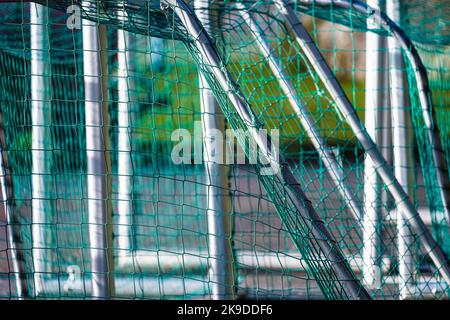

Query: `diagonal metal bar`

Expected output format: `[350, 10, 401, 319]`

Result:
[289, 0, 450, 230]
[275, 0, 450, 285]
[161, 0, 370, 300]
[237, 3, 363, 223]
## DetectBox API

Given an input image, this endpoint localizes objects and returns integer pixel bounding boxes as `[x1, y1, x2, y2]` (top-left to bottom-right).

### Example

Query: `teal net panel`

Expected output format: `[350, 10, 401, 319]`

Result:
[0, 0, 449, 300]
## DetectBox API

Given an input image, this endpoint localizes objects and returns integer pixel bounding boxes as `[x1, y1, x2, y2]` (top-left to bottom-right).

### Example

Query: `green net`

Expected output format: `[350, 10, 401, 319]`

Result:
[0, 0, 449, 300]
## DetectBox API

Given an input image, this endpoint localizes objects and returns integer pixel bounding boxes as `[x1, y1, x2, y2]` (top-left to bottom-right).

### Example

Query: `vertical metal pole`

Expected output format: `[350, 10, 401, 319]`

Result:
[362, 0, 387, 289]
[387, 0, 415, 300]
[31, 3, 53, 297]
[117, 4, 135, 258]
[381, 58, 392, 213]
[0, 112, 28, 299]
[82, 4, 115, 298]
[194, 0, 235, 300]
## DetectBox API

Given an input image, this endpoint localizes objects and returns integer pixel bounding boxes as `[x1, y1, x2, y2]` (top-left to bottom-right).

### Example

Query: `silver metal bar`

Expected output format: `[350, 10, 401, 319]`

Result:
[293, 0, 450, 224]
[40, 275, 208, 298]
[387, 0, 415, 300]
[82, 4, 115, 298]
[116, 4, 135, 258]
[237, 4, 363, 223]
[276, 0, 450, 286]
[161, 0, 370, 300]
[0, 110, 28, 299]
[195, 0, 235, 300]
[35, 272, 449, 299]
[383, 275, 448, 299]
[30, 3, 53, 296]
[117, 250, 392, 275]
[387, 208, 446, 227]
[362, 0, 385, 289]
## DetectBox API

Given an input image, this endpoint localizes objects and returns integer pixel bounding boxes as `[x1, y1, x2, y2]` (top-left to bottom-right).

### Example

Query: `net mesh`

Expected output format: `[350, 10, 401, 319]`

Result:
[0, 0, 449, 299]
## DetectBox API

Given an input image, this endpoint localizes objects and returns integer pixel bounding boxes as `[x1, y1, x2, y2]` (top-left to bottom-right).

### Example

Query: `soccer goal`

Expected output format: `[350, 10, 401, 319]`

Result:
[0, 0, 449, 300]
